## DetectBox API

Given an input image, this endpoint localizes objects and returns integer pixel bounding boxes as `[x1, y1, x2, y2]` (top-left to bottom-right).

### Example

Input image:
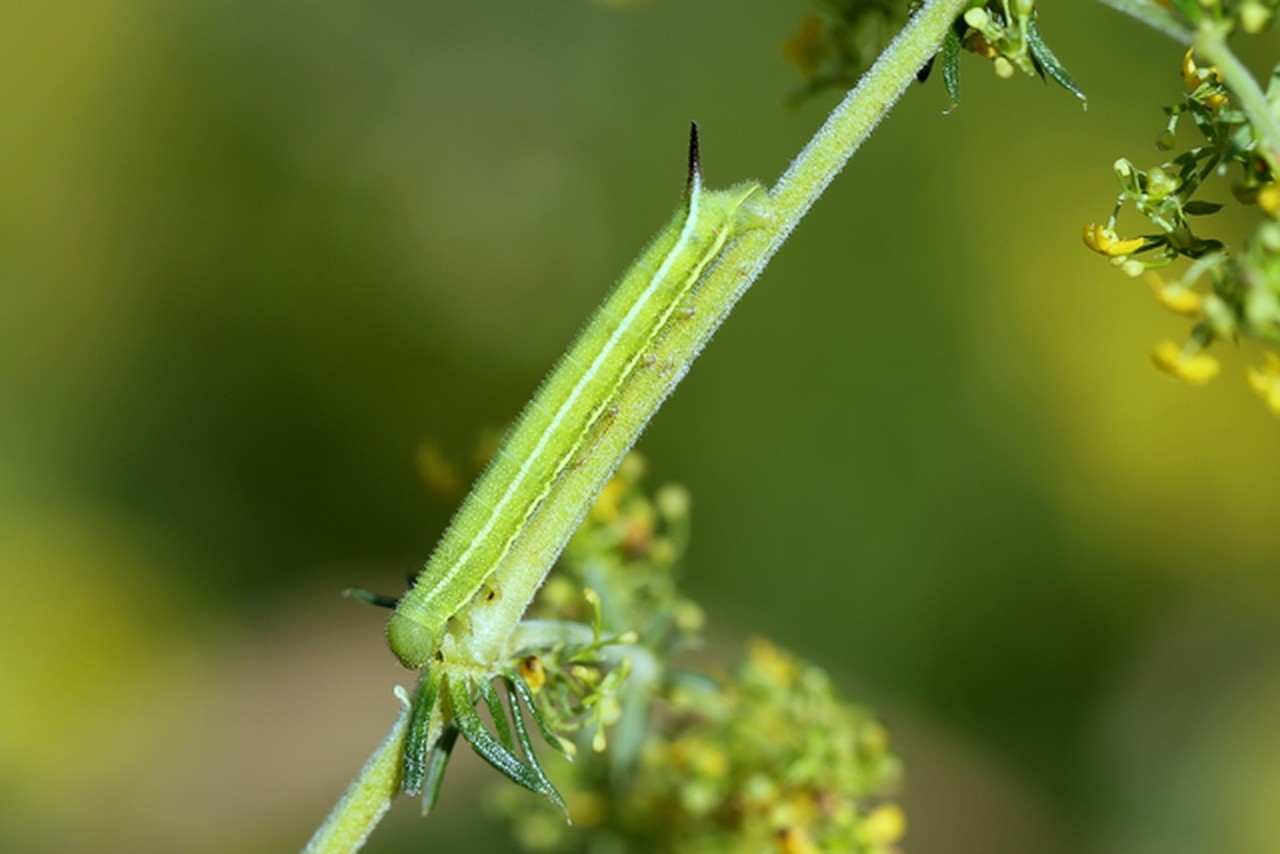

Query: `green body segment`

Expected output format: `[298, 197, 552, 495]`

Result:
[386, 174, 766, 668]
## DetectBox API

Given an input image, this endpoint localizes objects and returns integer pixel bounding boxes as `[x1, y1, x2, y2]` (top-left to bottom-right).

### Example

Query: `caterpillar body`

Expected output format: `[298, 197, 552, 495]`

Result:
[387, 125, 768, 668]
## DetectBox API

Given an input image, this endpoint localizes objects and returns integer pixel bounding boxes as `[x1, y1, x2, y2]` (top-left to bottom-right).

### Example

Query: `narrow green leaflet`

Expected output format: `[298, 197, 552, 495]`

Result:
[401, 670, 442, 797]
[447, 677, 569, 816]
[505, 670, 574, 756]
[942, 26, 962, 110]
[479, 679, 519, 753]
[1026, 18, 1087, 106]
[419, 726, 459, 815]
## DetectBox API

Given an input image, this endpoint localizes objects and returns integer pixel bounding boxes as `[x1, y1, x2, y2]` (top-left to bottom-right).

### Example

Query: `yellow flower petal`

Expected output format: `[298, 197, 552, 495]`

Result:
[1083, 223, 1146, 257]
[1181, 49, 1224, 107]
[1246, 354, 1280, 415]
[776, 826, 817, 854]
[1151, 340, 1220, 385]
[863, 804, 907, 845]
[1146, 274, 1202, 317]
[518, 654, 546, 692]
[1259, 183, 1280, 217]
[1081, 224, 1106, 253]
[1181, 48, 1199, 88]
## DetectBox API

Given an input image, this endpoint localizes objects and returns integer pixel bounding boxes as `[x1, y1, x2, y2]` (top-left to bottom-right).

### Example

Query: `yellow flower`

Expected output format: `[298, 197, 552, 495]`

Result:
[1151, 340, 1221, 385]
[1259, 183, 1280, 217]
[1181, 48, 1217, 88]
[862, 803, 907, 846]
[1083, 223, 1147, 257]
[1146, 273, 1202, 317]
[1181, 49, 1226, 109]
[775, 825, 817, 854]
[518, 654, 546, 692]
[747, 637, 798, 688]
[1247, 353, 1280, 415]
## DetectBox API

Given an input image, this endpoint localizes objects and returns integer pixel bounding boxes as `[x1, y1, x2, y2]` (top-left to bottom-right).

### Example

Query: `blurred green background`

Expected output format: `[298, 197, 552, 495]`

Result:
[3, 1, 1279, 851]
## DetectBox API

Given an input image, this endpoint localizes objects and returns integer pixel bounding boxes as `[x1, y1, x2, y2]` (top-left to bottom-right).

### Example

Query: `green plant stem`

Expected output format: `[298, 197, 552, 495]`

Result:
[456, 0, 970, 670]
[303, 700, 410, 854]
[1193, 22, 1280, 174]
[307, 0, 968, 850]
[731, 0, 973, 292]
[1094, 0, 1195, 43]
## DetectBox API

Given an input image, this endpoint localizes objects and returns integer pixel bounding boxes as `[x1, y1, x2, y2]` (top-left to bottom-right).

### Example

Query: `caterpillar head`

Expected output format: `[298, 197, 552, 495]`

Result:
[386, 612, 436, 669]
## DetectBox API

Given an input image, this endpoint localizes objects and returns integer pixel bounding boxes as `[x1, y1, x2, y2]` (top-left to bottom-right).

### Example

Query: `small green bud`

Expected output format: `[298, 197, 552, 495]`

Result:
[655, 484, 691, 521]
[597, 695, 623, 727]
[1168, 224, 1194, 252]
[1114, 158, 1140, 194]
[649, 537, 677, 565]
[617, 451, 646, 481]
[540, 575, 578, 611]
[1146, 167, 1177, 199]
[1240, 1, 1271, 34]
[963, 7, 989, 29]
[1259, 222, 1280, 253]
[673, 600, 706, 633]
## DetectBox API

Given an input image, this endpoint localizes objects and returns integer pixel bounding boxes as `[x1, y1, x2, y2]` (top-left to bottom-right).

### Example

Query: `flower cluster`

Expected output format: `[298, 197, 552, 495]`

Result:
[606, 638, 904, 854]
[952, 0, 1085, 106]
[493, 455, 902, 852]
[494, 639, 903, 854]
[1084, 36, 1280, 413]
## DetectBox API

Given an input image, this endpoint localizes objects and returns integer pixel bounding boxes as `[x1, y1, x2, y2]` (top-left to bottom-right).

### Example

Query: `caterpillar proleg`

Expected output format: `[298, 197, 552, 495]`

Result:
[387, 125, 768, 668]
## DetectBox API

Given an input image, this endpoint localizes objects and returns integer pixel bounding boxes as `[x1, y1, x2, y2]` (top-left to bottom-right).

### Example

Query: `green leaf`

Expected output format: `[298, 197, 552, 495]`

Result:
[341, 586, 401, 609]
[942, 26, 962, 111]
[505, 684, 567, 821]
[401, 670, 442, 796]
[1026, 18, 1086, 107]
[449, 677, 568, 815]
[506, 670, 574, 756]
[479, 679, 519, 753]
[420, 726, 459, 816]
[1183, 200, 1225, 215]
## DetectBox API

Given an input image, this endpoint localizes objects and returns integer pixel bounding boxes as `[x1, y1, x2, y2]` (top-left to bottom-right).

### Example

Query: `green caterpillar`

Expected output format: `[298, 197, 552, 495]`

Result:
[387, 125, 767, 668]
